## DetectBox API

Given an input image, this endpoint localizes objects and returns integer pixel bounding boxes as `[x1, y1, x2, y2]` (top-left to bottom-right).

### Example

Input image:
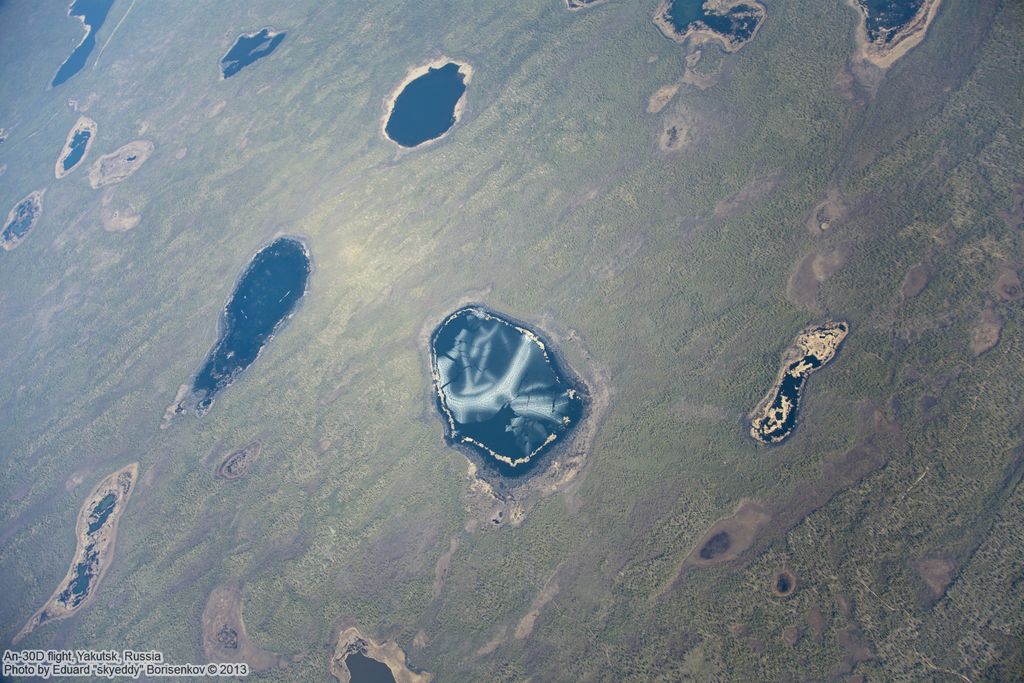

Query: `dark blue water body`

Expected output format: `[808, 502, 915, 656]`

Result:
[186, 237, 310, 416]
[62, 129, 92, 171]
[1, 193, 43, 248]
[859, 0, 926, 43]
[753, 356, 822, 444]
[52, 0, 115, 87]
[430, 307, 585, 476]
[385, 62, 468, 148]
[87, 493, 116, 534]
[221, 28, 285, 78]
[58, 544, 99, 608]
[665, 0, 762, 43]
[346, 652, 396, 683]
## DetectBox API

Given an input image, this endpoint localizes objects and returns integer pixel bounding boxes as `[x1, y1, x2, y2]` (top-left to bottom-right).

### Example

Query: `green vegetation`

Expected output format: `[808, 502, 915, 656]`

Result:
[0, 0, 1020, 680]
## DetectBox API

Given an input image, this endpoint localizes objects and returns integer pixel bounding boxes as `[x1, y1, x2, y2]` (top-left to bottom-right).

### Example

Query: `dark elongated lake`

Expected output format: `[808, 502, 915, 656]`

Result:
[221, 28, 285, 78]
[430, 307, 584, 474]
[62, 129, 92, 171]
[346, 652, 396, 683]
[385, 62, 468, 148]
[663, 0, 762, 43]
[187, 237, 310, 415]
[52, 0, 115, 87]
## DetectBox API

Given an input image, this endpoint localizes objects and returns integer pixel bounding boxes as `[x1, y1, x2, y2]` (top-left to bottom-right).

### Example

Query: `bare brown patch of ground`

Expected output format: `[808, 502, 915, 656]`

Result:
[514, 569, 561, 640]
[847, 0, 942, 70]
[331, 625, 431, 683]
[216, 441, 262, 480]
[647, 83, 680, 114]
[54, 116, 96, 179]
[806, 188, 849, 235]
[914, 557, 956, 597]
[900, 263, 929, 298]
[999, 182, 1024, 230]
[653, 0, 767, 53]
[174, 147, 188, 160]
[100, 187, 141, 231]
[207, 100, 226, 119]
[431, 536, 459, 599]
[88, 140, 153, 189]
[202, 583, 286, 672]
[993, 268, 1022, 301]
[15, 463, 138, 643]
[834, 626, 874, 677]
[788, 246, 850, 309]
[566, 0, 610, 9]
[806, 606, 827, 640]
[714, 172, 781, 219]
[782, 626, 801, 647]
[970, 308, 1003, 355]
[475, 626, 508, 657]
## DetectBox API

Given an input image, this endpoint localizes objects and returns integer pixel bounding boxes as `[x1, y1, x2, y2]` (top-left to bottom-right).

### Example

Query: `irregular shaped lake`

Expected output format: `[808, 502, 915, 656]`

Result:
[750, 321, 849, 445]
[56, 116, 97, 178]
[221, 28, 285, 78]
[180, 237, 310, 416]
[384, 60, 471, 148]
[654, 0, 765, 52]
[430, 307, 584, 473]
[1, 190, 45, 251]
[52, 0, 115, 88]
[859, 0, 927, 44]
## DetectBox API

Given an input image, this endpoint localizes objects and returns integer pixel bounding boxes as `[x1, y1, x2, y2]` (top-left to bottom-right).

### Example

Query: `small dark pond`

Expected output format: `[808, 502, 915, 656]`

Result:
[858, 0, 926, 43]
[221, 28, 285, 78]
[664, 0, 762, 43]
[186, 237, 310, 416]
[346, 652, 396, 683]
[62, 129, 92, 171]
[52, 0, 115, 88]
[699, 531, 731, 560]
[430, 307, 584, 474]
[87, 493, 116, 534]
[58, 544, 99, 608]
[2, 193, 43, 248]
[385, 62, 468, 148]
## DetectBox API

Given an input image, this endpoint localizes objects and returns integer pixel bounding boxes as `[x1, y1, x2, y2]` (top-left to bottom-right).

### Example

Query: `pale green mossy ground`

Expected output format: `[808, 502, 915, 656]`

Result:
[0, 0, 1021, 680]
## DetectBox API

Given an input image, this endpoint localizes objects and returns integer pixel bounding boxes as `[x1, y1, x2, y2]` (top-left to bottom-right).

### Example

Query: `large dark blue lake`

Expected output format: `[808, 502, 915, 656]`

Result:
[2, 192, 44, 250]
[188, 237, 310, 415]
[346, 652, 396, 683]
[221, 28, 285, 78]
[430, 307, 584, 474]
[52, 0, 115, 87]
[385, 62, 468, 148]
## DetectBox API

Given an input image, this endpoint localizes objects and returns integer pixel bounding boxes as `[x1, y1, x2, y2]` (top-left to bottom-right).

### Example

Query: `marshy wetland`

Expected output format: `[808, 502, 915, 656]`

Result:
[750, 321, 849, 445]
[221, 28, 286, 78]
[174, 237, 310, 417]
[55, 116, 96, 178]
[384, 60, 471, 148]
[430, 307, 584, 474]
[1, 190, 44, 251]
[88, 140, 154, 188]
[14, 464, 137, 643]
